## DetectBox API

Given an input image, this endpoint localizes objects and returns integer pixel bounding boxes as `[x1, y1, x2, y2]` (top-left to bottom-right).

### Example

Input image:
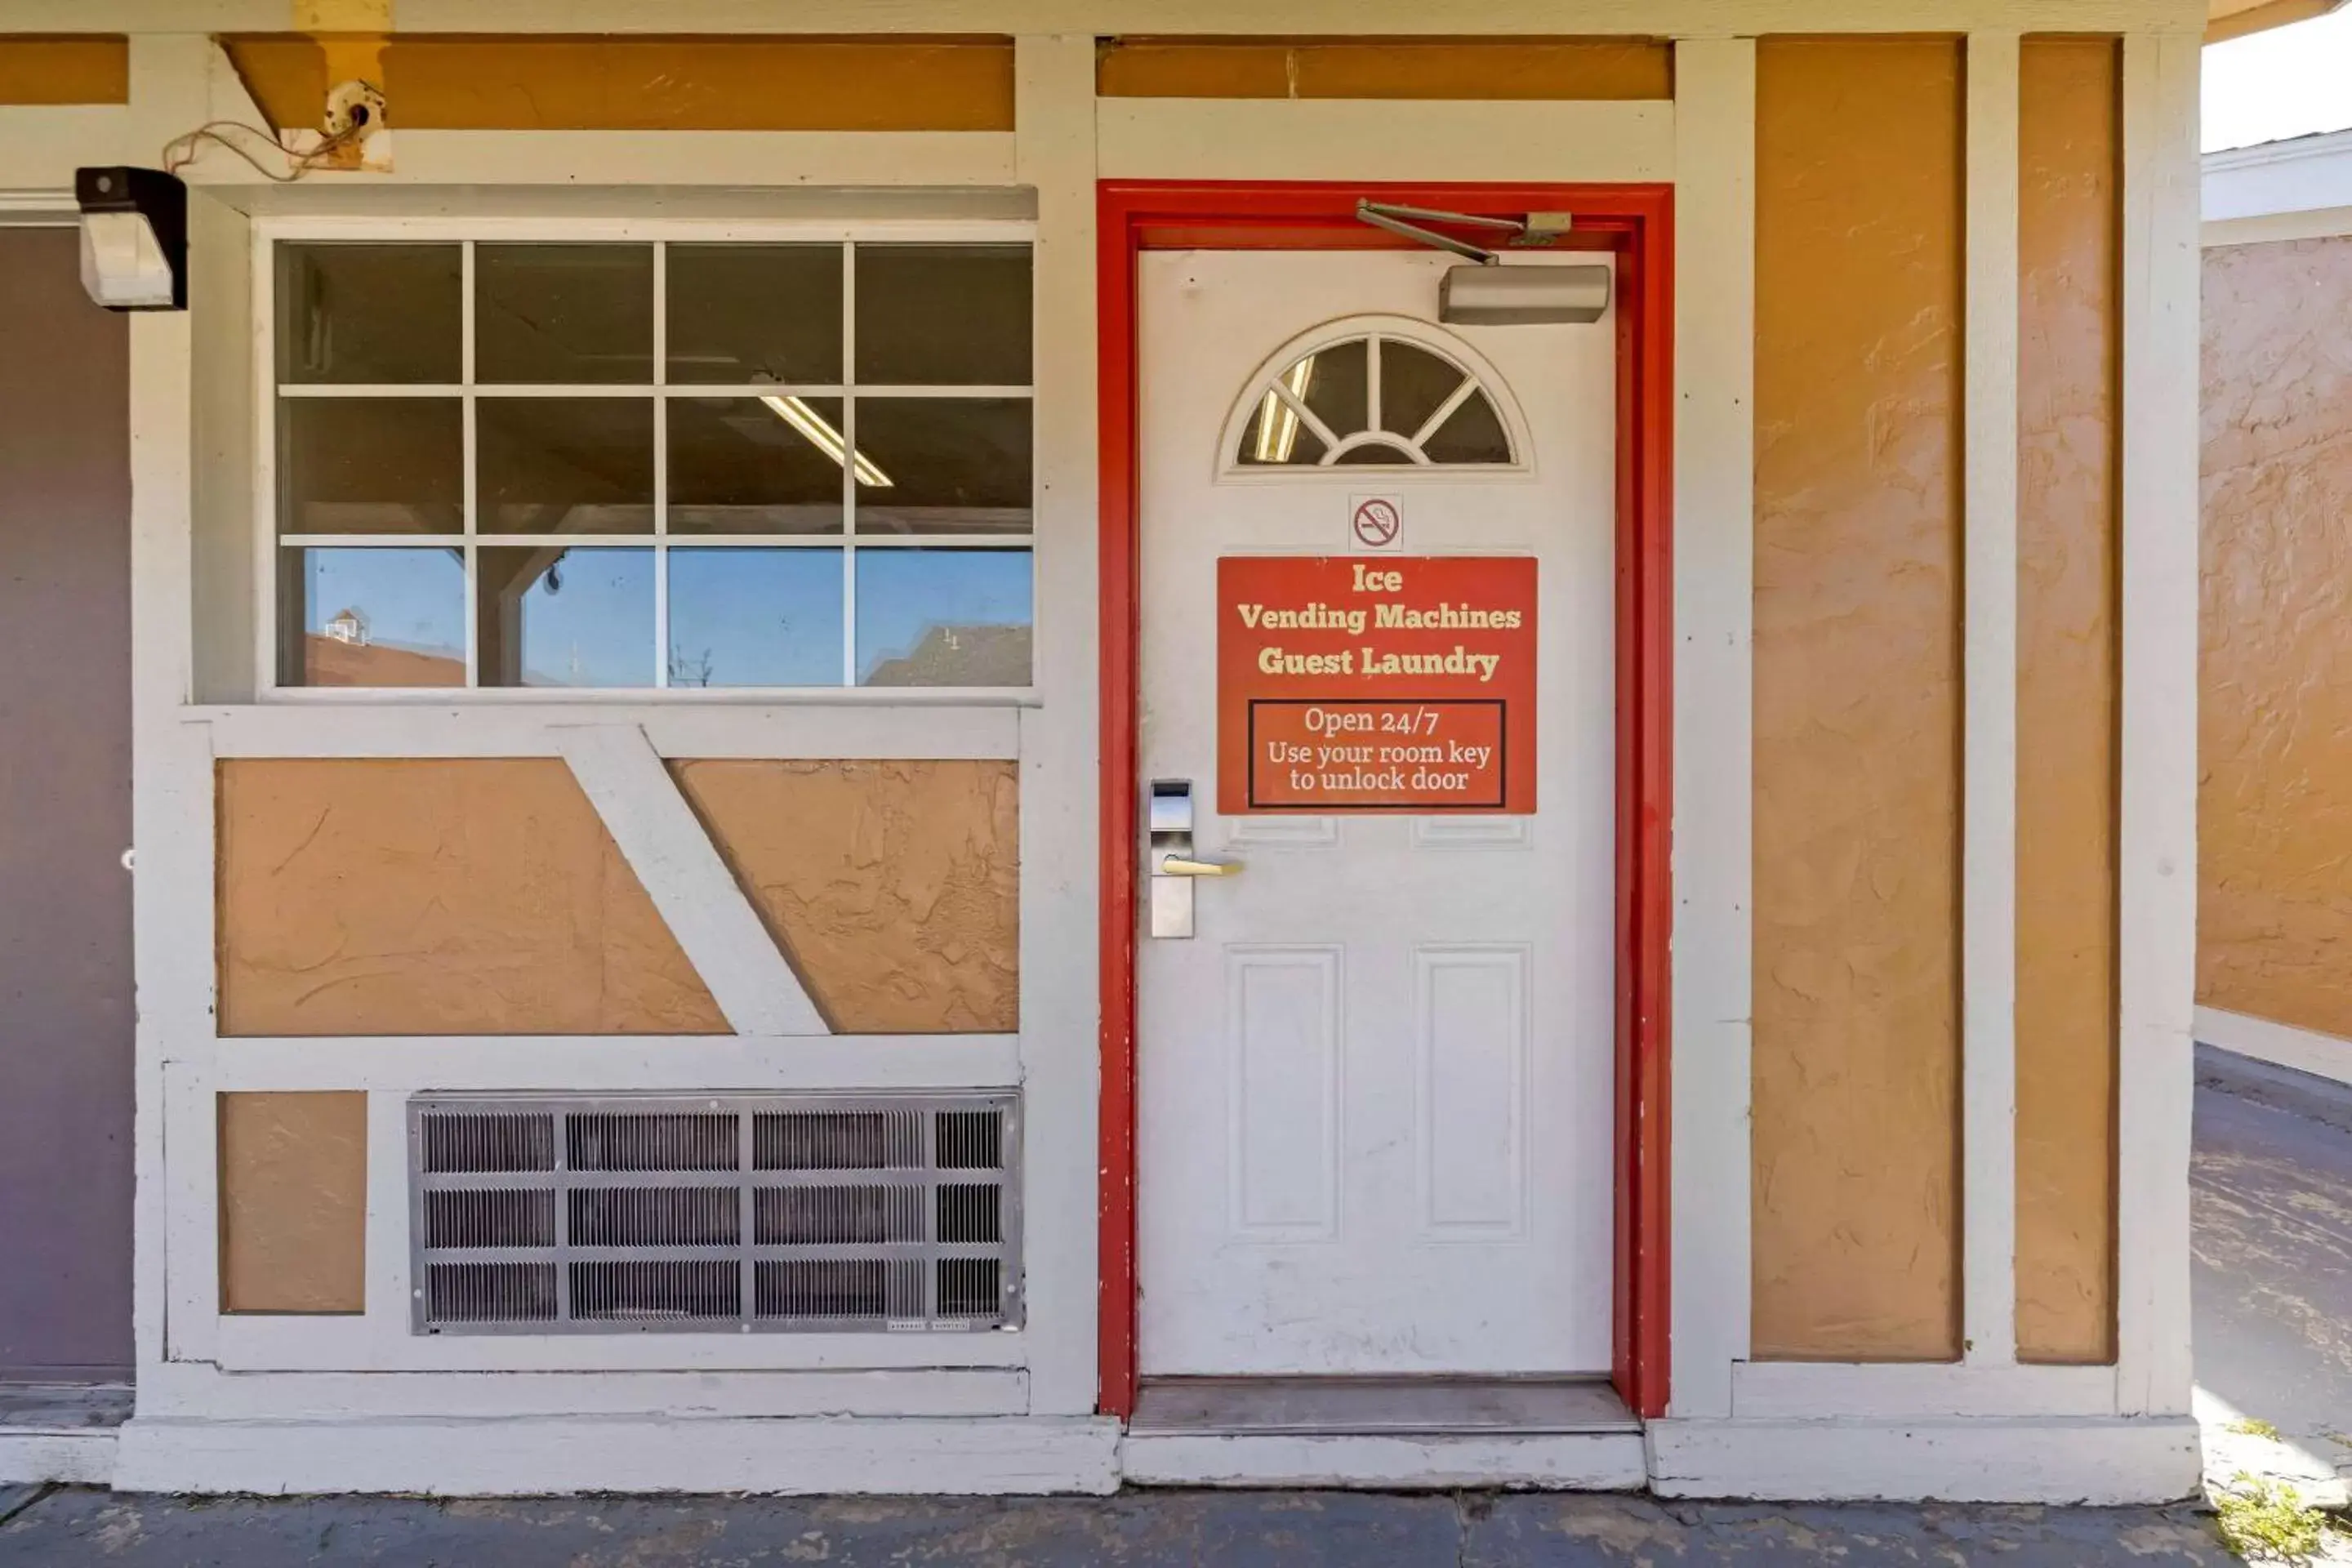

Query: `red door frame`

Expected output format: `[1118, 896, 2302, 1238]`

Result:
[1095, 180, 1674, 1422]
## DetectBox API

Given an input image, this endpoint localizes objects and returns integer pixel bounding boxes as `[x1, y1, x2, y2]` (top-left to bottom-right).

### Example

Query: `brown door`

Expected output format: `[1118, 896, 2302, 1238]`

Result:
[0, 228, 133, 1383]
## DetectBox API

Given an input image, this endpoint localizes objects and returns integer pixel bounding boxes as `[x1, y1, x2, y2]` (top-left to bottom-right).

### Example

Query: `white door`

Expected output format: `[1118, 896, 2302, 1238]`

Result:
[1136, 248, 1618, 1376]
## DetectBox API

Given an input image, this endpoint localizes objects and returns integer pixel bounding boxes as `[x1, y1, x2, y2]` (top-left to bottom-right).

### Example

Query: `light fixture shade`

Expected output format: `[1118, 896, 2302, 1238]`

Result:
[1438, 263, 1611, 326]
[74, 167, 187, 311]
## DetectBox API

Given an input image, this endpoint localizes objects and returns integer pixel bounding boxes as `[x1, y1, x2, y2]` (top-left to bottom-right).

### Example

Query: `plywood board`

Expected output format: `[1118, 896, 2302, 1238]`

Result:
[216, 759, 726, 1036]
[217, 1090, 366, 1315]
[671, 760, 1018, 1035]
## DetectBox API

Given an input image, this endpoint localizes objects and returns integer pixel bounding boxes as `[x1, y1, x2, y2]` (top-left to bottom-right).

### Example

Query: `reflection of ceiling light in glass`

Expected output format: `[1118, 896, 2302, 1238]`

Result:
[761, 394, 893, 488]
[1253, 355, 1316, 463]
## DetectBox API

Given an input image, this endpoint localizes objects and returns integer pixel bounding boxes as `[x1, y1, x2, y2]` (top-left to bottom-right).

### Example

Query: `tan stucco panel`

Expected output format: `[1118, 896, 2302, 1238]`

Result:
[2016, 34, 2122, 1366]
[218, 1090, 367, 1314]
[2200, 235, 2352, 1042]
[217, 759, 726, 1036]
[671, 760, 1018, 1036]
[1752, 37, 1964, 1363]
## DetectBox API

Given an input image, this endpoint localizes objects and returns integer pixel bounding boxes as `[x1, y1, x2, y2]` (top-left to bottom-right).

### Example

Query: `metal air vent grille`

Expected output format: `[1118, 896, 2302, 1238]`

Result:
[408, 1094, 1021, 1334]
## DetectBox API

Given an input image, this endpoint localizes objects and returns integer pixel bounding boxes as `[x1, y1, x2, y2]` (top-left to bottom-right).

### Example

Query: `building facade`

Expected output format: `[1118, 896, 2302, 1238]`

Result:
[0, 1, 2213, 1503]
[2198, 123, 2352, 1087]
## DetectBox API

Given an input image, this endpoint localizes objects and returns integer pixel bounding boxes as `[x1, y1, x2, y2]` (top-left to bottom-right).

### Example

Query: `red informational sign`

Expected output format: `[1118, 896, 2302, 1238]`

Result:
[1218, 555, 1538, 814]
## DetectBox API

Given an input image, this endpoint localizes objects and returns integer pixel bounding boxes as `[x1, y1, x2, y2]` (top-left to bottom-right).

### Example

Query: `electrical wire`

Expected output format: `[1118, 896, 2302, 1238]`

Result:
[160, 118, 364, 182]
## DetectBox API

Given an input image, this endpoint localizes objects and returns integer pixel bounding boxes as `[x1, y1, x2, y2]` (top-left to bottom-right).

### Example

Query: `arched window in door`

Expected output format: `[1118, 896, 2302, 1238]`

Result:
[1223, 317, 1525, 472]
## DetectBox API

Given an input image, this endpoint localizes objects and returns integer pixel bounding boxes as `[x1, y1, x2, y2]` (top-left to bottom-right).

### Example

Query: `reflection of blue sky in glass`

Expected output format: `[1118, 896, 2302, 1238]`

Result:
[519, 549, 653, 687]
[855, 549, 1032, 684]
[299, 546, 465, 654]
[667, 549, 844, 687]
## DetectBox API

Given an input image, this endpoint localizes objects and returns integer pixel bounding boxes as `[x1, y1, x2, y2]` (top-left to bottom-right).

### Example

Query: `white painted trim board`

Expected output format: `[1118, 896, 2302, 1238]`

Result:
[553, 723, 831, 1036]
[1665, 34, 1757, 1423]
[2196, 1005, 2352, 1086]
[2112, 29, 2203, 1421]
[1960, 26, 2022, 1371]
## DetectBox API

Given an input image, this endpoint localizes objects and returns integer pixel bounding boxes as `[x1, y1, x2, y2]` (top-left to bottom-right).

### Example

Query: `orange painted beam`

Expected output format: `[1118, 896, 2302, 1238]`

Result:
[0, 35, 127, 105]
[1098, 37, 1671, 100]
[220, 33, 1016, 133]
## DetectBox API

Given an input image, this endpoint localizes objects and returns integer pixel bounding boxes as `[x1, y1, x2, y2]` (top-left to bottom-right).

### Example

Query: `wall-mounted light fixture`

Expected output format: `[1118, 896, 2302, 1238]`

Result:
[74, 167, 188, 311]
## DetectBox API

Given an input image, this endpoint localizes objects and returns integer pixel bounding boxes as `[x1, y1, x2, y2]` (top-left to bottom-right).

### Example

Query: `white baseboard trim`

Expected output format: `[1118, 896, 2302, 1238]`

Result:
[1729, 1361, 2118, 1419]
[0, 1428, 118, 1486]
[1120, 1430, 1647, 1490]
[2196, 1005, 2352, 1086]
[1646, 1414, 2202, 1504]
[111, 1414, 1123, 1497]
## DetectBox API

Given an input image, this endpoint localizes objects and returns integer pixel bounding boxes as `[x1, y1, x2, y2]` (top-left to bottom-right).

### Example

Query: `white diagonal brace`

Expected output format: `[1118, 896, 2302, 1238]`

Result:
[554, 723, 831, 1036]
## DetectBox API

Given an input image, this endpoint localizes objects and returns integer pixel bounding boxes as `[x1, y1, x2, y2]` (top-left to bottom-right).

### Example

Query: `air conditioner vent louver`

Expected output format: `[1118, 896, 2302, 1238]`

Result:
[408, 1094, 1020, 1335]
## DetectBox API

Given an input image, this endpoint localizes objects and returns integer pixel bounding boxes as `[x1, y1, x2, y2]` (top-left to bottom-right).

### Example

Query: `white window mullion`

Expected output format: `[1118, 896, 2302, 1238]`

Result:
[461, 238, 480, 688]
[1961, 28, 2022, 1373]
[653, 239, 670, 690]
[840, 238, 859, 688]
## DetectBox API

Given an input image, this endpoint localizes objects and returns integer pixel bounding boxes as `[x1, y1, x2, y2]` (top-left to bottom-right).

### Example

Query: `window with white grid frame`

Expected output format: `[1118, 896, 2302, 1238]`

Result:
[270, 236, 1035, 691]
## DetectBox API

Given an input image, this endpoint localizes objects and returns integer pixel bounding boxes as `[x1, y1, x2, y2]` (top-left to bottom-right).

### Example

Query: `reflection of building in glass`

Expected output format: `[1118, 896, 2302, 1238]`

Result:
[863, 624, 1031, 687]
[323, 606, 370, 645]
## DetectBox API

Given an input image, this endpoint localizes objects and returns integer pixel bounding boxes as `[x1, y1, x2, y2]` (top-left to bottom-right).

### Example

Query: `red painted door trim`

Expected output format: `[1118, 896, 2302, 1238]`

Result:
[1096, 180, 1674, 1421]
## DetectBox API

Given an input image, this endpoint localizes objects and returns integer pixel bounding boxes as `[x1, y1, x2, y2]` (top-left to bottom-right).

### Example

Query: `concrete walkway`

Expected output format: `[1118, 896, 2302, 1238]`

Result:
[2194, 1047, 2352, 1506]
[0, 1488, 2241, 1566]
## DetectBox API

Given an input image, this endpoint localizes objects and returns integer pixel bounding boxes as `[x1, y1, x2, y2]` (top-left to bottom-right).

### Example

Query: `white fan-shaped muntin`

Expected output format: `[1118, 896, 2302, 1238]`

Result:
[1216, 314, 1532, 479]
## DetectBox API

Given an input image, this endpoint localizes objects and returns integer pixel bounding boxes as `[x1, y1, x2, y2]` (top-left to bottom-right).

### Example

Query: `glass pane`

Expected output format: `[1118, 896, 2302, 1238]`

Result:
[478, 546, 653, 688]
[667, 244, 842, 385]
[477, 398, 654, 534]
[667, 396, 846, 535]
[854, 245, 1031, 386]
[1334, 442, 1416, 466]
[1234, 390, 1330, 467]
[277, 243, 461, 384]
[667, 548, 844, 687]
[476, 244, 653, 384]
[1424, 389, 1514, 465]
[851, 399, 1031, 535]
[1294, 338, 1369, 439]
[278, 546, 466, 688]
[278, 397, 462, 535]
[1379, 338, 1468, 439]
[856, 548, 1031, 687]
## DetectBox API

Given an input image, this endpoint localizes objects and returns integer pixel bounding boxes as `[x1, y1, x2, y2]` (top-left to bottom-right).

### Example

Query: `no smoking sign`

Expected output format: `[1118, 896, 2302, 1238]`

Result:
[1350, 494, 1402, 552]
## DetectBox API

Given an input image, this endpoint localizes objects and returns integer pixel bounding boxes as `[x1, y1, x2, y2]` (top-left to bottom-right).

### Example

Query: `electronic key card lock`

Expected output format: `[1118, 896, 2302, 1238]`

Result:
[1148, 779, 1242, 939]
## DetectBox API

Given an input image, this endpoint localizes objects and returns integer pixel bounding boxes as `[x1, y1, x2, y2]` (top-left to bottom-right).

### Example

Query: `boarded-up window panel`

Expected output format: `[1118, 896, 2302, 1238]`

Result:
[219, 35, 1015, 132]
[0, 36, 127, 105]
[1752, 37, 1965, 1363]
[1097, 38, 1671, 100]
[2199, 234, 2352, 1040]
[219, 1091, 367, 1314]
[2016, 34, 2123, 1367]
[671, 760, 1018, 1036]
[216, 759, 727, 1037]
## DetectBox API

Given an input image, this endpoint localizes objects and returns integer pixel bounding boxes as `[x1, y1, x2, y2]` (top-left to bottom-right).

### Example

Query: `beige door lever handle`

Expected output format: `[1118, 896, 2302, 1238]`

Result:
[1158, 855, 1242, 877]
